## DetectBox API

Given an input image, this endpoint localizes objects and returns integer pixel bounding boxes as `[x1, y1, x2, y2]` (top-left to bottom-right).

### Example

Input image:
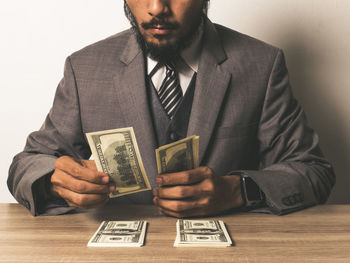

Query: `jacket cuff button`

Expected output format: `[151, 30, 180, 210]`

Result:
[22, 199, 31, 210]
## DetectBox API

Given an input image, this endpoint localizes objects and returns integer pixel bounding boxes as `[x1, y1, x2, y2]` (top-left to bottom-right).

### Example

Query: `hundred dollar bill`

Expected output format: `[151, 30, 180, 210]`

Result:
[155, 135, 199, 174]
[87, 221, 147, 247]
[86, 127, 151, 198]
[174, 220, 232, 247]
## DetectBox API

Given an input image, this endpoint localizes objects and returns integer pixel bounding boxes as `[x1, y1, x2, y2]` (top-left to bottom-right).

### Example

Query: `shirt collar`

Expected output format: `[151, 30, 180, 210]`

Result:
[180, 20, 203, 73]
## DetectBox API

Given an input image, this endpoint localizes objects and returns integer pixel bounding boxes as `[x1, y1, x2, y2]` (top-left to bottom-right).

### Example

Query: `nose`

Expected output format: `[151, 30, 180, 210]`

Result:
[148, 0, 170, 17]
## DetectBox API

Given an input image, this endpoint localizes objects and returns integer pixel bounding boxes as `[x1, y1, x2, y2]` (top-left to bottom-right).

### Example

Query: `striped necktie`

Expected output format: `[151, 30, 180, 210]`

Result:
[155, 63, 183, 118]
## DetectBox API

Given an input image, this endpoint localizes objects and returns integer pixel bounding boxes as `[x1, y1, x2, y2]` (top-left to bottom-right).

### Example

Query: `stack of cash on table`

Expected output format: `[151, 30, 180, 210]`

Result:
[87, 221, 147, 247]
[174, 219, 232, 247]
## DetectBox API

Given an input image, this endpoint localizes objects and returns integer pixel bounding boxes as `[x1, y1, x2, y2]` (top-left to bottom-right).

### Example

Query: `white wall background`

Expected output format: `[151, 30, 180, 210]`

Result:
[0, 0, 349, 203]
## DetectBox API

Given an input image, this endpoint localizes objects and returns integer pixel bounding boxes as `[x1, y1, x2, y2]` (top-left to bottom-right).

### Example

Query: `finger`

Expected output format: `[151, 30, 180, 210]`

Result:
[55, 156, 108, 184]
[52, 184, 109, 209]
[153, 185, 201, 199]
[52, 169, 110, 194]
[82, 160, 98, 171]
[154, 196, 209, 213]
[157, 167, 213, 186]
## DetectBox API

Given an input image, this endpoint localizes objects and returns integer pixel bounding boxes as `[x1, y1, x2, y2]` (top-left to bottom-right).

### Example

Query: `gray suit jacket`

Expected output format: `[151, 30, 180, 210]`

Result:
[8, 19, 335, 216]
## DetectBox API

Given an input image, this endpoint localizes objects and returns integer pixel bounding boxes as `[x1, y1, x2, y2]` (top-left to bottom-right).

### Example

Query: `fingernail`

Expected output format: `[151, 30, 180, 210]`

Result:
[102, 176, 109, 183]
[109, 185, 116, 192]
[153, 197, 158, 205]
[153, 188, 158, 196]
[156, 177, 163, 185]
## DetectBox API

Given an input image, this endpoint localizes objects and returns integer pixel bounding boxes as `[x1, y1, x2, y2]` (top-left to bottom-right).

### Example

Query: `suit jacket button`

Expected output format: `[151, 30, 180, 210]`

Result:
[169, 132, 178, 141]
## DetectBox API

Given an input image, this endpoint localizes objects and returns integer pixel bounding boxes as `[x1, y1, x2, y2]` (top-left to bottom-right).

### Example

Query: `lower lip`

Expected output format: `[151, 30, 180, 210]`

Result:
[149, 28, 173, 35]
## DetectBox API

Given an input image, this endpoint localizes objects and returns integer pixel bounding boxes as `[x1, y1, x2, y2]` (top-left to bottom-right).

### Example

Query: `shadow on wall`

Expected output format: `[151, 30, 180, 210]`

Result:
[279, 26, 349, 204]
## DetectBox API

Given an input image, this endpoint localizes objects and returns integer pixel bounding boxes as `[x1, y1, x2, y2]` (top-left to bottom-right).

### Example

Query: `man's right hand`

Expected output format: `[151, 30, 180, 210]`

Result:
[50, 156, 115, 209]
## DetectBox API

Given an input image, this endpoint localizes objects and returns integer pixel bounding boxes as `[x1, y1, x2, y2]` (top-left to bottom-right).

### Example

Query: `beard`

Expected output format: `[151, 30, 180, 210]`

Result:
[124, 1, 207, 64]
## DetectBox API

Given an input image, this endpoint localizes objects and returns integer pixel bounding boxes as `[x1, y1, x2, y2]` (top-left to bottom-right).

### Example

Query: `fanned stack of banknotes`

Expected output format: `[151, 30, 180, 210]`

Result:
[86, 127, 152, 198]
[87, 220, 232, 247]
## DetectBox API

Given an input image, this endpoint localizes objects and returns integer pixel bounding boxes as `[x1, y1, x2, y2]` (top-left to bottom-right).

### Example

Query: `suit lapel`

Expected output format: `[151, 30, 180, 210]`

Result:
[188, 19, 231, 163]
[113, 33, 158, 187]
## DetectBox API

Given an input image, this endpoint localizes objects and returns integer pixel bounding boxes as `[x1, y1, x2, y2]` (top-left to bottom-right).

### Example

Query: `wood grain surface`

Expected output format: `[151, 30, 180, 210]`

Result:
[0, 204, 349, 263]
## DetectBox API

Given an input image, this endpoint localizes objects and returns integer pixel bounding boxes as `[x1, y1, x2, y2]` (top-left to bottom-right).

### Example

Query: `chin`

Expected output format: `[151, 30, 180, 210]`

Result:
[136, 32, 182, 62]
[148, 37, 176, 47]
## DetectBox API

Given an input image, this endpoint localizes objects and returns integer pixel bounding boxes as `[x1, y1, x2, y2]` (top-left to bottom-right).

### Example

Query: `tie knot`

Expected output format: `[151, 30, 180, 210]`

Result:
[149, 61, 177, 78]
[165, 64, 176, 78]
[165, 61, 176, 71]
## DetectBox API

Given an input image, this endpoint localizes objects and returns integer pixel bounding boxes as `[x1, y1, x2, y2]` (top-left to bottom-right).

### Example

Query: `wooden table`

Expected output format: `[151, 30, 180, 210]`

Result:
[0, 204, 349, 262]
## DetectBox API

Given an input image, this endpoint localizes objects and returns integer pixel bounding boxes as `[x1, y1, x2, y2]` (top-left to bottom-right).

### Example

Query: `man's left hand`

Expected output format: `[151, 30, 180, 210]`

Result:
[152, 166, 244, 218]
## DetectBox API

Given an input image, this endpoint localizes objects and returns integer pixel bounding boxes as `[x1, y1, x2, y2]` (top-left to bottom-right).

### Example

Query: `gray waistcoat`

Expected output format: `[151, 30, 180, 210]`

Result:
[148, 73, 197, 147]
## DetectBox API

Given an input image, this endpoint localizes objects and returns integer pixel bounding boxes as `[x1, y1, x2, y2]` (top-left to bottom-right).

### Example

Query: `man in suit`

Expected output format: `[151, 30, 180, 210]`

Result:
[8, 0, 335, 216]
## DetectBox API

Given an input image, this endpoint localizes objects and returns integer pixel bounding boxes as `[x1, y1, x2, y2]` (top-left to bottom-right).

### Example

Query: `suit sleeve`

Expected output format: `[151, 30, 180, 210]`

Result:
[8, 57, 90, 216]
[242, 50, 335, 215]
